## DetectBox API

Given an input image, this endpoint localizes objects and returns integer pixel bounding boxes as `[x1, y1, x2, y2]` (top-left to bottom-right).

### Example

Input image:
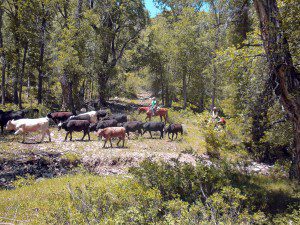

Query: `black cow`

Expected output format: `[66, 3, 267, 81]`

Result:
[58, 120, 90, 141]
[165, 124, 183, 140]
[103, 114, 127, 123]
[142, 122, 164, 139]
[0, 110, 26, 134]
[47, 111, 74, 124]
[22, 108, 39, 117]
[69, 114, 91, 122]
[96, 110, 107, 120]
[89, 119, 118, 132]
[122, 121, 144, 139]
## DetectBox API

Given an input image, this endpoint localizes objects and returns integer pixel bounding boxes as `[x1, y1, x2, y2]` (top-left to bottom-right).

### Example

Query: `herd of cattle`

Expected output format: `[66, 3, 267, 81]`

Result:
[0, 108, 183, 147]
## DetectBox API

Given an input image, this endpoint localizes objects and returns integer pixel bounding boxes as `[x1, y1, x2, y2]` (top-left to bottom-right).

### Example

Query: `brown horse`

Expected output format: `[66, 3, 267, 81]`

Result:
[145, 108, 168, 123]
[137, 106, 150, 114]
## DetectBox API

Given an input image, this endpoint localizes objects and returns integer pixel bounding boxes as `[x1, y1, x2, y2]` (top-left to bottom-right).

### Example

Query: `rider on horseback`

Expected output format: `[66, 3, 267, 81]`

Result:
[150, 97, 157, 116]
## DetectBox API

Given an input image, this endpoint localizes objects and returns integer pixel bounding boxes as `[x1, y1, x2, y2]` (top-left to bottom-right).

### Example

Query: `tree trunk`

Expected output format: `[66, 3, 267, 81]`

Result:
[12, 1, 21, 105]
[13, 40, 20, 105]
[68, 80, 75, 111]
[0, 0, 6, 105]
[210, 1, 220, 110]
[183, 72, 187, 109]
[27, 75, 30, 98]
[211, 64, 217, 109]
[199, 92, 204, 112]
[98, 71, 109, 106]
[160, 71, 165, 105]
[37, 14, 46, 104]
[61, 70, 69, 110]
[89, 0, 94, 9]
[254, 0, 300, 180]
[18, 42, 28, 109]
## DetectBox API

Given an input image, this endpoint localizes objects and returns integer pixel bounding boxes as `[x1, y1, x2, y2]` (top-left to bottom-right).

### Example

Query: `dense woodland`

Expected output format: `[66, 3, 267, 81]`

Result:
[0, 0, 300, 223]
[0, 0, 299, 179]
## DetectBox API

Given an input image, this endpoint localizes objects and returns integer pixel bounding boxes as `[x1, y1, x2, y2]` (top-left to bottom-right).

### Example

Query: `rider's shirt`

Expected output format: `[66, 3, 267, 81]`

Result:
[151, 100, 157, 108]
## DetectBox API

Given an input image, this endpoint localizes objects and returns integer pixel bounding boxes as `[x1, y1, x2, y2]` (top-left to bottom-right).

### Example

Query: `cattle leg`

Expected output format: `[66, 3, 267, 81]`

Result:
[142, 130, 146, 136]
[70, 132, 73, 141]
[87, 131, 90, 141]
[1, 125, 3, 134]
[122, 136, 125, 147]
[168, 133, 171, 140]
[127, 131, 130, 140]
[103, 139, 107, 148]
[40, 131, 46, 143]
[160, 131, 163, 139]
[47, 129, 51, 142]
[172, 133, 174, 140]
[148, 131, 152, 138]
[65, 132, 69, 141]
[81, 131, 86, 141]
[160, 115, 162, 122]
[175, 132, 178, 140]
[109, 138, 113, 148]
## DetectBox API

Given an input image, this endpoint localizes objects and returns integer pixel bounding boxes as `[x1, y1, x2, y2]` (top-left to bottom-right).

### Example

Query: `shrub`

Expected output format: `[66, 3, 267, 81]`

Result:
[129, 158, 230, 203]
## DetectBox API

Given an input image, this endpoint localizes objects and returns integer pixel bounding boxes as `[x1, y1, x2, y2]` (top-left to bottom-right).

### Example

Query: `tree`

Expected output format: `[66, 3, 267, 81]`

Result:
[89, 0, 148, 105]
[0, 0, 6, 104]
[253, 0, 300, 180]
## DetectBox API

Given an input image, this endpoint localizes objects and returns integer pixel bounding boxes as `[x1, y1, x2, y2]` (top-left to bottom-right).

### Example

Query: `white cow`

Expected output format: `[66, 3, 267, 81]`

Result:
[6, 118, 51, 143]
[78, 111, 98, 123]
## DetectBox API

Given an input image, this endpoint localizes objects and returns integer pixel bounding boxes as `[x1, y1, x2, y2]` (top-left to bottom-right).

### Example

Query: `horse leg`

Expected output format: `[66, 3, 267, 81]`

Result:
[127, 131, 130, 140]
[160, 130, 163, 139]
[148, 131, 152, 138]
[70, 132, 72, 141]
[175, 132, 178, 140]
[87, 131, 90, 141]
[172, 133, 174, 140]
[168, 133, 171, 140]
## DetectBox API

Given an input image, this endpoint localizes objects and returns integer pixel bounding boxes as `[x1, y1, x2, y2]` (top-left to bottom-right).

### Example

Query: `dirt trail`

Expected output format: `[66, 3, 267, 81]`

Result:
[0, 94, 276, 188]
[0, 127, 195, 188]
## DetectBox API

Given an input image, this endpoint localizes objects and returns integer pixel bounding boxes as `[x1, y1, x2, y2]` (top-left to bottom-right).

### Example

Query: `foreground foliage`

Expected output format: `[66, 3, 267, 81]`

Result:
[1, 159, 299, 224]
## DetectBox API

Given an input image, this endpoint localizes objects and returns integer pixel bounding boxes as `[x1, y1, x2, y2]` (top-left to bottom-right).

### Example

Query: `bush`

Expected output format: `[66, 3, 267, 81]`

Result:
[129, 158, 230, 203]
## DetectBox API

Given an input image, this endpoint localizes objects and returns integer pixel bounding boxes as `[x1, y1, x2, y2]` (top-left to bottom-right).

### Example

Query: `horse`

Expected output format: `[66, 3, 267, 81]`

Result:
[145, 108, 168, 123]
[137, 106, 150, 114]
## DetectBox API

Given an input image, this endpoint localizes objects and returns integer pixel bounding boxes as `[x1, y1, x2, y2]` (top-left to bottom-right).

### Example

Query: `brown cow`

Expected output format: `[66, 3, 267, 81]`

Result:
[95, 127, 126, 148]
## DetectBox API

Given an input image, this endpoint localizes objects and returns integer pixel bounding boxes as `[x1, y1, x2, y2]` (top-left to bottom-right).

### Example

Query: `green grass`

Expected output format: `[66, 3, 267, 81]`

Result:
[0, 174, 161, 224]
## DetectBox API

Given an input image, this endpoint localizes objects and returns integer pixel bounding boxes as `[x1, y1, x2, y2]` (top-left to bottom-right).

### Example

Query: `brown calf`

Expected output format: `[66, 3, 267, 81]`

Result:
[95, 127, 126, 148]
